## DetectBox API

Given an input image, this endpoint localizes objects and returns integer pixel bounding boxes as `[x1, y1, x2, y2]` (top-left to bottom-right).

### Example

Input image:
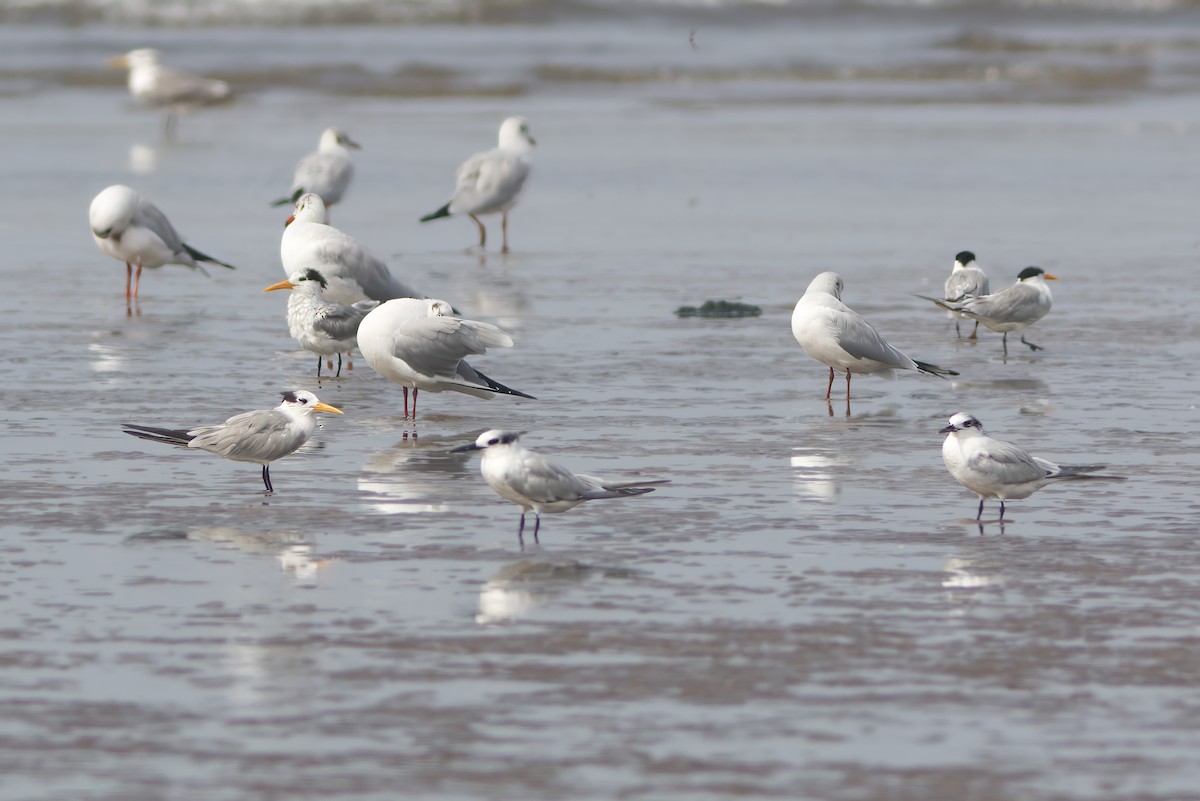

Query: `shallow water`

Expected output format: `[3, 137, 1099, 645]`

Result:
[2, 7, 1200, 801]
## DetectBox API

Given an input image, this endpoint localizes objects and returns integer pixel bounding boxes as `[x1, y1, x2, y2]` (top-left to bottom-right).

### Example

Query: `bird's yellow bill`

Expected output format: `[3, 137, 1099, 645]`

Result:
[263, 280, 295, 293]
[1044, 273, 1059, 280]
[313, 402, 344, 414]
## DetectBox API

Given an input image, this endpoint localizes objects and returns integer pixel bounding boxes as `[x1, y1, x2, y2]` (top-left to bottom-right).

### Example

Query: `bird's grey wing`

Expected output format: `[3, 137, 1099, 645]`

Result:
[306, 232, 418, 301]
[506, 452, 599, 503]
[453, 151, 529, 211]
[964, 283, 1046, 324]
[313, 301, 370, 342]
[968, 440, 1048, 484]
[575, 473, 668, 498]
[294, 152, 351, 197]
[833, 308, 915, 369]
[353, 253, 419, 301]
[188, 410, 302, 462]
[133, 200, 187, 254]
[392, 316, 512, 376]
[946, 268, 988, 299]
[147, 66, 227, 105]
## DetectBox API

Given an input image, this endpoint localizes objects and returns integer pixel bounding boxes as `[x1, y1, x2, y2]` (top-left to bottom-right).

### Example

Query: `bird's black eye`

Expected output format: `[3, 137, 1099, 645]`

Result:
[487, 438, 499, 446]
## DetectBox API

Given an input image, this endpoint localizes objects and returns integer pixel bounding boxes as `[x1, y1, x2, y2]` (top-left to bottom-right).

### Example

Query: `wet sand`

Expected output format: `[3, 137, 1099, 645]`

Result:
[3, 12, 1200, 801]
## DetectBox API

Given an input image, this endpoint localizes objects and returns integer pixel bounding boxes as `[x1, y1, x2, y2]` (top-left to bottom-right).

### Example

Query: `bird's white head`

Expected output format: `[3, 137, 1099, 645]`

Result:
[498, 116, 536, 150]
[264, 268, 328, 296]
[89, 184, 139, 239]
[278, 389, 343, 416]
[426, 299, 455, 317]
[805, 271, 844, 300]
[287, 192, 329, 227]
[452, 429, 523, 452]
[321, 127, 361, 151]
[940, 413, 984, 436]
[108, 48, 162, 71]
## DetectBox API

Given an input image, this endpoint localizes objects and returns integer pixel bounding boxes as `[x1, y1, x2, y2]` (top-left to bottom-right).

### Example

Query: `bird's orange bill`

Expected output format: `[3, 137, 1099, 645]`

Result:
[313, 402, 344, 415]
[263, 280, 295, 293]
[1044, 273, 1059, 280]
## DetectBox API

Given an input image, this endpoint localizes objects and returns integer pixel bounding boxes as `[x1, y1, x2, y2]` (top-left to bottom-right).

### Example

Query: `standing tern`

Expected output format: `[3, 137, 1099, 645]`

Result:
[281, 193, 421, 305]
[791, 272, 957, 399]
[919, 266, 1056, 352]
[107, 48, 231, 137]
[943, 250, 990, 338]
[940, 412, 1110, 521]
[89, 184, 236, 301]
[122, 390, 344, 494]
[357, 298, 534, 420]
[452, 429, 667, 545]
[264, 268, 379, 378]
[420, 116, 536, 253]
[271, 127, 360, 211]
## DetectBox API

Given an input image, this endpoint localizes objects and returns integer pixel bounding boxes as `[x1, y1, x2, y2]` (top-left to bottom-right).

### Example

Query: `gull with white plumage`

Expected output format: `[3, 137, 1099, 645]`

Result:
[271, 127, 360, 211]
[107, 48, 231, 137]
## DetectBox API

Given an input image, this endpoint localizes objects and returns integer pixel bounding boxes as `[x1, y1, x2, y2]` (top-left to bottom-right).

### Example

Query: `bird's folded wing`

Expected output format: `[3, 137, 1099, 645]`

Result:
[508, 455, 598, 503]
[964, 284, 1044, 323]
[391, 316, 512, 376]
[314, 302, 370, 341]
[189, 411, 295, 460]
[134, 201, 186, 253]
[969, 442, 1048, 484]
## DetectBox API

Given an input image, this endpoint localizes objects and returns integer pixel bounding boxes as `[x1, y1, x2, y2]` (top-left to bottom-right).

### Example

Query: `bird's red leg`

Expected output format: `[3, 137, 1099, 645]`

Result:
[469, 214, 486, 248]
[402, 387, 409, 418]
[825, 367, 834, 399]
[845, 370, 852, 399]
[132, 262, 143, 299]
[125, 262, 133, 299]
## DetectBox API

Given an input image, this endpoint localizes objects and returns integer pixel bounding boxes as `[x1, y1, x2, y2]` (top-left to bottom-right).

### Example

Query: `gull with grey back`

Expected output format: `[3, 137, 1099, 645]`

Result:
[453, 430, 668, 546]
[122, 390, 344, 494]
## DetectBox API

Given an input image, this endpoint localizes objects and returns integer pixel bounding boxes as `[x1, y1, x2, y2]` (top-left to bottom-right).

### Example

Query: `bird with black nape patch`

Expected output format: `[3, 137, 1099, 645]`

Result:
[263, 268, 379, 378]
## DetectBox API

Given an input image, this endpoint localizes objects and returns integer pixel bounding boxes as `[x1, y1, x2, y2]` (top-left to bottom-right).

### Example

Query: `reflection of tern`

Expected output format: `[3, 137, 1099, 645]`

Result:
[791, 272, 957, 399]
[920, 267, 1056, 352]
[90, 184, 237, 301]
[122, 390, 344, 494]
[453, 430, 667, 545]
[357, 299, 534, 419]
[263, 268, 378, 378]
[420, 116, 536, 253]
[940, 412, 1111, 521]
[107, 48, 231, 137]
[942, 250, 989, 338]
[271, 127, 360, 211]
[281, 193, 421, 305]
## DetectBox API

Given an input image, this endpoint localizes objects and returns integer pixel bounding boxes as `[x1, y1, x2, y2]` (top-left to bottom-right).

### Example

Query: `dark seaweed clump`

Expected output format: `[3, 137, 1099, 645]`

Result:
[675, 300, 762, 318]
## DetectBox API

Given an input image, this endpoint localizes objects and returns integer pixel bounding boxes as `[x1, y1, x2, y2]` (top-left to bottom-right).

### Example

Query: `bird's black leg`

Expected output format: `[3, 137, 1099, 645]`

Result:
[999, 500, 1006, 521]
[1002, 332, 1009, 355]
[316, 355, 323, 379]
[845, 370, 852, 399]
[954, 320, 962, 338]
[335, 352, 343, 378]
[977, 499, 985, 520]
[970, 321, 979, 340]
[262, 465, 274, 494]
[1020, 335, 1043, 352]
[533, 513, 541, 544]
[517, 511, 526, 549]
[412, 388, 419, 420]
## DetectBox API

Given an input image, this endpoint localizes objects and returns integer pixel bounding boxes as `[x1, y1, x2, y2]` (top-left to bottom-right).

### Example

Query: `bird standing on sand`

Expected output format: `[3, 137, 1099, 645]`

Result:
[452, 429, 667, 545]
[940, 412, 1110, 521]
[264, 268, 378, 378]
[89, 184, 236, 302]
[271, 127, 360, 211]
[420, 116, 536, 253]
[107, 48, 231, 137]
[357, 298, 534, 420]
[942, 250, 990, 338]
[281, 193, 421, 305]
[122, 390, 344, 494]
[920, 266, 1056, 353]
[791, 271, 957, 399]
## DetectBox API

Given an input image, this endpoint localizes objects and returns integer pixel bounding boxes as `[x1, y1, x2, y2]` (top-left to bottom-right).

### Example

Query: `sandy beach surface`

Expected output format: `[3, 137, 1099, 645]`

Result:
[2, 4, 1200, 800]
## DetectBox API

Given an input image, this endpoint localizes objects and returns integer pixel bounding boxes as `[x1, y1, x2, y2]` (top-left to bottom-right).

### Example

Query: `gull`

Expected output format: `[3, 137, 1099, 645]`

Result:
[791, 271, 958, 399]
[107, 48, 231, 137]
[357, 298, 535, 419]
[452, 430, 667, 545]
[122, 390, 344, 494]
[919, 266, 1056, 352]
[270, 127, 360, 211]
[943, 250, 989, 338]
[940, 412, 1110, 522]
[263, 268, 379, 378]
[89, 184, 236, 301]
[281, 193, 421, 305]
[420, 116, 536, 253]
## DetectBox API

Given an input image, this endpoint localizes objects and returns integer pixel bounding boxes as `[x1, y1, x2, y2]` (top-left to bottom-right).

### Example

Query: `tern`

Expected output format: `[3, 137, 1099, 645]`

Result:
[452, 429, 667, 545]
[943, 250, 990, 338]
[122, 390, 344, 494]
[357, 298, 534, 420]
[89, 184, 236, 301]
[107, 48, 231, 137]
[940, 412, 1109, 521]
[264, 268, 379, 378]
[281, 193, 421, 305]
[271, 127, 360, 211]
[919, 266, 1056, 352]
[420, 116, 536, 253]
[791, 271, 957, 399]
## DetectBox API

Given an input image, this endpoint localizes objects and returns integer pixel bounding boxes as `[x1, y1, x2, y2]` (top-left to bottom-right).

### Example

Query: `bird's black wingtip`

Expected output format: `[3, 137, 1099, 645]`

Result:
[419, 202, 452, 223]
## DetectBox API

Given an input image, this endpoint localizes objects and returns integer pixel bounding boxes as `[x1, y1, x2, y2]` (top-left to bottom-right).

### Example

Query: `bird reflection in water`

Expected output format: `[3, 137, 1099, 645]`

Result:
[475, 559, 637, 625]
[789, 446, 841, 503]
[358, 432, 473, 515]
